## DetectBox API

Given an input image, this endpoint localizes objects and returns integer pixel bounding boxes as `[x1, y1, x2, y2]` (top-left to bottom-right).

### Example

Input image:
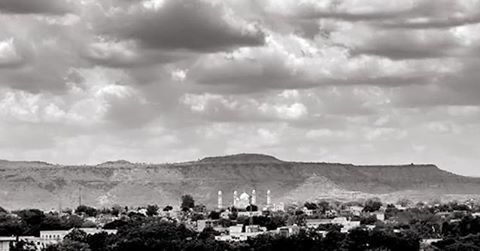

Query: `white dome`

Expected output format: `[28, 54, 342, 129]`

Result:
[240, 192, 250, 200]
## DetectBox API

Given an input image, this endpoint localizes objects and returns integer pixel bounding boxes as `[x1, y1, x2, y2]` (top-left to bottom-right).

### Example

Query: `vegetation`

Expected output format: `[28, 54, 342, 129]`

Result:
[37, 218, 421, 251]
[3, 197, 480, 250]
[181, 194, 195, 211]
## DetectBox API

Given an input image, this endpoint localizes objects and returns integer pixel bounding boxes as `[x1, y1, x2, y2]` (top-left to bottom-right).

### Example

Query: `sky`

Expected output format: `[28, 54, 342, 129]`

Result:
[0, 0, 479, 176]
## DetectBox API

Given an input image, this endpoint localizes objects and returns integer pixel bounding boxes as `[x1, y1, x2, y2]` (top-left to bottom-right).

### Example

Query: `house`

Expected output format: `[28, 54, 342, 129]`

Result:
[302, 207, 315, 216]
[39, 230, 69, 240]
[348, 206, 363, 216]
[331, 217, 348, 225]
[306, 219, 332, 229]
[276, 225, 300, 237]
[341, 221, 361, 233]
[215, 224, 266, 242]
[229, 225, 243, 234]
[237, 211, 262, 217]
[371, 212, 385, 221]
[197, 220, 216, 232]
[26, 228, 116, 250]
[273, 203, 285, 212]
[220, 211, 230, 219]
[330, 217, 360, 233]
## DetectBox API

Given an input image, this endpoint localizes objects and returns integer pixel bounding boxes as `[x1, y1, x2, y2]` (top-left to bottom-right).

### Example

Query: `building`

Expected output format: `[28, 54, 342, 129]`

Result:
[267, 190, 271, 208]
[39, 230, 69, 241]
[0, 237, 15, 251]
[232, 189, 271, 209]
[215, 224, 266, 242]
[371, 212, 385, 221]
[237, 211, 262, 217]
[302, 207, 315, 216]
[329, 217, 361, 233]
[251, 190, 256, 205]
[233, 191, 239, 207]
[1, 228, 117, 251]
[272, 203, 285, 212]
[306, 219, 332, 229]
[276, 225, 300, 237]
[348, 206, 363, 216]
[197, 220, 215, 232]
[218, 191, 223, 209]
[220, 210, 230, 219]
[237, 192, 251, 209]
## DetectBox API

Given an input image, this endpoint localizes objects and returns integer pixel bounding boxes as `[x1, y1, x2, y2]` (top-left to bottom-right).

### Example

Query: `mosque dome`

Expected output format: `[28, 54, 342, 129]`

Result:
[240, 192, 250, 200]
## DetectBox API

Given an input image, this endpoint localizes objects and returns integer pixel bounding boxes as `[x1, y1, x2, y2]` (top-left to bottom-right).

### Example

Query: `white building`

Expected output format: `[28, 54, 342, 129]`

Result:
[306, 219, 332, 229]
[237, 211, 262, 217]
[2, 228, 117, 251]
[215, 224, 266, 242]
[0, 237, 15, 251]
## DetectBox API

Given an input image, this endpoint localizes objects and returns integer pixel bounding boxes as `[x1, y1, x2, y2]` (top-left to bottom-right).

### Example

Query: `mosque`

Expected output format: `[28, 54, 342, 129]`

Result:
[217, 189, 272, 210]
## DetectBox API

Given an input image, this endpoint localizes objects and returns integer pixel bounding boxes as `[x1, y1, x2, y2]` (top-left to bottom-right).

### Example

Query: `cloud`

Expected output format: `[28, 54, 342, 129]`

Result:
[276, 0, 480, 30]
[0, 0, 74, 15]
[96, 0, 265, 53]
[0, 38, 22, 67]
[0, 0, 479, 177]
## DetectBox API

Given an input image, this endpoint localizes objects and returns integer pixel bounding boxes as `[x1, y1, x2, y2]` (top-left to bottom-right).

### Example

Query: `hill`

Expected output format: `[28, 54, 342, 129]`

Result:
[0, 153, 479, 210]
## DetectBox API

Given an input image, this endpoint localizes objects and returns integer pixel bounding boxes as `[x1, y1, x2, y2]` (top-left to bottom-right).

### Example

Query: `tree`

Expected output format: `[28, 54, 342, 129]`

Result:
[345, 228, 370, 251]
[75, 205, 97, 217]
[317, 200, 330, 213]
[246, 204, 258, 211]
[146, 205, 159, 217]
[0, 206, 7, 214]
[191, 213, 205, 221]
[397, 198, 413, 208]
[111, 205, 122, 217]
[51, 239, 91, 251]
[304, 202, 318, 210]
[0, 213, 26, 236]
[193, 204, 206, 213]
[64, 229, 88, 243]
[363, 199, 382, 212]
[198, 227, 219, 240]
[181, 195, 195, 210]
[163, 205, 173, 211]
[360, 215, 378, 225]
[103, 219, 128, 230]
[86, 232, 118, 251]
[208, 211, 220, 220]
[9, 240, 36, 251]
[14, 209, 46, 235]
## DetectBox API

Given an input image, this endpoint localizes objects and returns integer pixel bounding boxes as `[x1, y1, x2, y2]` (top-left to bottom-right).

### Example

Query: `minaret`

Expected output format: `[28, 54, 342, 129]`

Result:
[233, 190, 238, 207]
[251, 189, 256, 205]
[218, 191, 223, 209]
[266, 190, 271, 207]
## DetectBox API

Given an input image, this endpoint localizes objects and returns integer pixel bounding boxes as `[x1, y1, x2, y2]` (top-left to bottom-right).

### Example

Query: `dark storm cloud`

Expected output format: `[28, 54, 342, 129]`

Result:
[350, 31, 458, 60]
[98, 0, 265, 53]
[293, 0, 480, 30]
[392, 60, 480, 107]
[0, 18, 87, 93]
[0, 0, 73, 15]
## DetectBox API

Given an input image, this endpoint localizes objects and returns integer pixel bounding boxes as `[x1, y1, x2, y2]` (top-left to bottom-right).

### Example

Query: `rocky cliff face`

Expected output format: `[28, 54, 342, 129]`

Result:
[0, 154, 479, 210]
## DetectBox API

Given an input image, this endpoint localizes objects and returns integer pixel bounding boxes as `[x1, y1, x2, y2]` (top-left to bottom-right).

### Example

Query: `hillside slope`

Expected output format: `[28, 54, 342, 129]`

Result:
[0, 154, 479, 210]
